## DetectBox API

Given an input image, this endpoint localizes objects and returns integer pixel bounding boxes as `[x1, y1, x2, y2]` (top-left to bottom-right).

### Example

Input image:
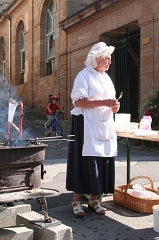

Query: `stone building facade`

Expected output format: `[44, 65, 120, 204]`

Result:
[0, 0, 159, 121]
[0, 0, 68, 111]
[59, 0, 159, 120]
[0, 0, 97, 114]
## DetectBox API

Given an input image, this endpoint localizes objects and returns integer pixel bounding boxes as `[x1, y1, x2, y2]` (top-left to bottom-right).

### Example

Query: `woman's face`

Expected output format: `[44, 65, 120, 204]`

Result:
[95, 56, 111, 73]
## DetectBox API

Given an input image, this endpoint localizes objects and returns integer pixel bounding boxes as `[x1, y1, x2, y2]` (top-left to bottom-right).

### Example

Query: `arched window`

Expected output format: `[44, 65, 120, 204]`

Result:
[46, 1, 55, 76]
[20, 24, 25, 84]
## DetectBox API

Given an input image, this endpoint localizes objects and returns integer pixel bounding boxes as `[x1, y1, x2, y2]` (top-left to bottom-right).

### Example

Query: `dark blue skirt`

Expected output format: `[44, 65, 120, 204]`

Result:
[66, 114, 115, 196]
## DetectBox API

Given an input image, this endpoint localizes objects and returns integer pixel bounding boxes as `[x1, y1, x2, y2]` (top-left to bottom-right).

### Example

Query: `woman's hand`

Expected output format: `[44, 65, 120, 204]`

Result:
[75, 98, 120, 109]
[102, 99, 120, 112]
[111, 101, 120, 113]
[102, 99, 118, 108]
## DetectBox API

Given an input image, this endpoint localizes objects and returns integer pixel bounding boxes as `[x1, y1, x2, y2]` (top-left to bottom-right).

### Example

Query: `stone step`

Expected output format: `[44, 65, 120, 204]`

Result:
[0, 202, 31, 228]
[0, 225, 33, 240]
[17, 211, 73, 240]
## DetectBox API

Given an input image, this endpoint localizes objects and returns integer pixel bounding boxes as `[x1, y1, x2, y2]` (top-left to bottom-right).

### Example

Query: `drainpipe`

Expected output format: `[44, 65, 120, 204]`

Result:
[152, 12, 154, 92]
[58, 0, 60, 104]
[2, 10, 11, 97]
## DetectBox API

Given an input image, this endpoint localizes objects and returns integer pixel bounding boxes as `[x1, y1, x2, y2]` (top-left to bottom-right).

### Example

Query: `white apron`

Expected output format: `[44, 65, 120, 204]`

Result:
[71, 67, 117, 157]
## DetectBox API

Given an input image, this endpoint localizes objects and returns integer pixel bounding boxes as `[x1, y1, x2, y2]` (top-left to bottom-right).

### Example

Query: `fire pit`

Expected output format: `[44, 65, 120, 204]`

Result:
[0, 100, 70, 224]
[0, 141, 46, 192]
[0, 139, 60, 224]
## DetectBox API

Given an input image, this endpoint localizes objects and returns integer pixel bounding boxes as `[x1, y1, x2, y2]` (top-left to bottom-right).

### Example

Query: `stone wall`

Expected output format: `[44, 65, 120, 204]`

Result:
[60, 0, 159, 119]
[0, 0, 67, 112]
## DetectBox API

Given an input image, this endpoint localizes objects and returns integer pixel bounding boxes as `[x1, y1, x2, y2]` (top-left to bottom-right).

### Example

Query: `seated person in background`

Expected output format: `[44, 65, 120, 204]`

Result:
[45, 95, 64, 128]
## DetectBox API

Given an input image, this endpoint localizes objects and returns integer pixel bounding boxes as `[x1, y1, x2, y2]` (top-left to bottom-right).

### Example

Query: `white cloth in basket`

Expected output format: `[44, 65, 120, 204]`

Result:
[127, 184, 159, 199]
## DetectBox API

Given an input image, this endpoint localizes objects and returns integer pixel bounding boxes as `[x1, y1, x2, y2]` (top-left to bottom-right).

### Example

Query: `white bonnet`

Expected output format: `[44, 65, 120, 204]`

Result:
[84, 42, 115, 68]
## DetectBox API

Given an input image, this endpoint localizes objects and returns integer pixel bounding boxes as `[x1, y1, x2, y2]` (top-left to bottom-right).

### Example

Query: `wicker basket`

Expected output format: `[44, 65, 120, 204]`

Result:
[113, 175, 159, 213]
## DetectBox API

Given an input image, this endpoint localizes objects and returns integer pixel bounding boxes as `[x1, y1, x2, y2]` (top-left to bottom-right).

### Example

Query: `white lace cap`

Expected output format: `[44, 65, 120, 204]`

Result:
[84, 42, 115, 68]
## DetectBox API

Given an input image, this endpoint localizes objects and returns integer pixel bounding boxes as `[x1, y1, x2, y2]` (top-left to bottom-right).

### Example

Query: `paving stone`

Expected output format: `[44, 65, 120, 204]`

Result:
[0, 225, 33, 240]
[17, 211, 73, 240]
[0, 202, 31, 228]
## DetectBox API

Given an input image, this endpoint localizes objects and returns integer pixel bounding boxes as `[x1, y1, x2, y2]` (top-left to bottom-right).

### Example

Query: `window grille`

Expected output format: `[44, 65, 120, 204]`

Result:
[46, 1, 55, 76]
[1, 43, 5, 90]
[20, 24, 25, 84]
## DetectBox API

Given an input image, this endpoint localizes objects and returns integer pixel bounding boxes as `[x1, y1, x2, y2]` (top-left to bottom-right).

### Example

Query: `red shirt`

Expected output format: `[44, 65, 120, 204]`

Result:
[45, 103, 61, 115]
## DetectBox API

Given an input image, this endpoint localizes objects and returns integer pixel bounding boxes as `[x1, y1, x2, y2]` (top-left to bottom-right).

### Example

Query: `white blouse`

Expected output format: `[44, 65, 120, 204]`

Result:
[71, 67, 117, 157]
